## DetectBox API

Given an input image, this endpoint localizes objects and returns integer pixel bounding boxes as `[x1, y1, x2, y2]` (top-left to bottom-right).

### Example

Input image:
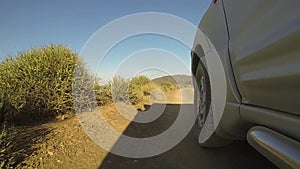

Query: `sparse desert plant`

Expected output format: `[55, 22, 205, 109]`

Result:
[100, 76, 152, 105]
[130, 76, 151, 87]
[94, 84, 112, 106]
[111, 76, 142, 104]
[0, 45, 95, 122]
[0, 44, 182, 124]
[128, 85, 143, 105]
[111, 76, 130, 103]
[129, 76, 151, 99]
[141, 81, 159, 95]
[129, 76, 158, 95]
[158, 82, 179, 93]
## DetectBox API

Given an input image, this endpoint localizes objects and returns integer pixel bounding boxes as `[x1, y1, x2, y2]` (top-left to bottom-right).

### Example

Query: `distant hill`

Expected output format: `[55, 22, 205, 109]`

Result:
[152, 74, 192, 86]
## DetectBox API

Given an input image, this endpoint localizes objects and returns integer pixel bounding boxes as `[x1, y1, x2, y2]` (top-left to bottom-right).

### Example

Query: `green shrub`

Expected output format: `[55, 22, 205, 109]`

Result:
[94, 84, 112, 106]
[129, 76, 153, 95]
[110, 76, 129, 102]
[141, 81, 159, 95]
[0, 45, 94, 122]
[158, 82, 179, 93]
[130, 76, 151, 87]
[128, 85, 143, 105]
[96, 76, 152, 105]
[110, 76, 143, 104]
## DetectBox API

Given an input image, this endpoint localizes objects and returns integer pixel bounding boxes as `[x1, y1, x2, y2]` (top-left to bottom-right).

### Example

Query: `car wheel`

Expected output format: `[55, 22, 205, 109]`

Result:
[193, 60, 231, 147]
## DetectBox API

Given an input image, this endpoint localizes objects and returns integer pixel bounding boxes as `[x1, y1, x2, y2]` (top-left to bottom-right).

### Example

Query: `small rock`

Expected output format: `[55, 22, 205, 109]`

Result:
[57, 160, 61, 163]
[47, 151, 54, 156]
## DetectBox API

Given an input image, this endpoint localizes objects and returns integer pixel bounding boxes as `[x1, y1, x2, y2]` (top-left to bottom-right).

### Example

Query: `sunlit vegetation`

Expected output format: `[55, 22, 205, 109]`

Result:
[0, 45, 179, 123]
[0, 45, 93, 122]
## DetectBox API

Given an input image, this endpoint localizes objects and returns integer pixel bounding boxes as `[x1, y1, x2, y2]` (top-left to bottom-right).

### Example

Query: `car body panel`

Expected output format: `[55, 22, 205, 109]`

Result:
[241, 104, 300, 142]
[196, 0, 240, 105]
[192, 0, 300, 167]
[192, 1, 247, 140]
[223, 0, 300, 115]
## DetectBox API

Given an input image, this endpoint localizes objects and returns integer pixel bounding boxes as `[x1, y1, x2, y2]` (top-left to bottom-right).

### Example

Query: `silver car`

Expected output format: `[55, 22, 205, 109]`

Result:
[191, 1, 300, 168]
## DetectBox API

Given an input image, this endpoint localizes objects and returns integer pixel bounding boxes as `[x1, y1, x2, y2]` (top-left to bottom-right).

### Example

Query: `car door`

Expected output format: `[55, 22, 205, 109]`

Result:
[223, 0, 300, 115]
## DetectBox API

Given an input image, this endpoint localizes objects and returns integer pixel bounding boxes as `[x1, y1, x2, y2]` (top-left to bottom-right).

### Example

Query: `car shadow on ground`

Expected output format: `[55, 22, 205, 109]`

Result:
[98, 103, 276, 169]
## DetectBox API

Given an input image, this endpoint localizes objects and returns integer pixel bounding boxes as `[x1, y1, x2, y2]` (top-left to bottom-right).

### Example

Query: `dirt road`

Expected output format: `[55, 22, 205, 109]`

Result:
[98, 88, 276, 169]
[0, 88, 276, 169]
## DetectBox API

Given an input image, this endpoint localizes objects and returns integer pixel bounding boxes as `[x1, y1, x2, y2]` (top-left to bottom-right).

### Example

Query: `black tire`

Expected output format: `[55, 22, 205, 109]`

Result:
[193, 60, 231, 148]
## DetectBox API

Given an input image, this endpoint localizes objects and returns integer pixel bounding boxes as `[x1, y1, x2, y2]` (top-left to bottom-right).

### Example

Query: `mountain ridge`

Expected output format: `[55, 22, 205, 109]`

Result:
[152, 74, 192, 86]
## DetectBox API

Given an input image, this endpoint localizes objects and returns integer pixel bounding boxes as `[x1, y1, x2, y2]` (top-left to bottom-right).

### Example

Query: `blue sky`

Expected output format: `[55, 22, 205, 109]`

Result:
[0, 0, 210, 81]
